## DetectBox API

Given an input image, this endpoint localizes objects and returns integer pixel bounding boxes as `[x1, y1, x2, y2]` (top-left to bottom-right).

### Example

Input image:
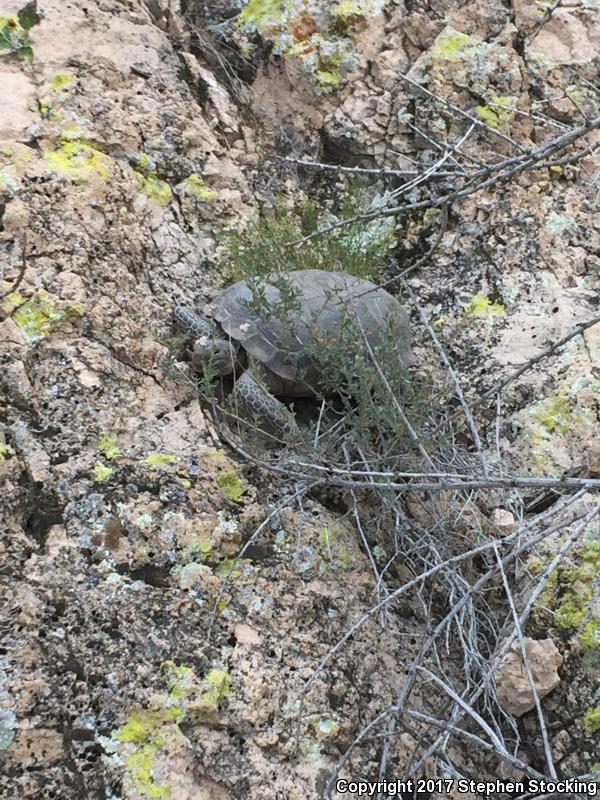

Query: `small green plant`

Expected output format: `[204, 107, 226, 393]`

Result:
[225, 189, 394, 284]
[583, 706, 600, 735]
[0, 2, 41, 59]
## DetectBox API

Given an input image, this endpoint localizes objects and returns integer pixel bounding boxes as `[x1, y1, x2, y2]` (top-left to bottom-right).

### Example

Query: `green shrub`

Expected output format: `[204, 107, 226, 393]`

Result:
[224, 190, 395, 284]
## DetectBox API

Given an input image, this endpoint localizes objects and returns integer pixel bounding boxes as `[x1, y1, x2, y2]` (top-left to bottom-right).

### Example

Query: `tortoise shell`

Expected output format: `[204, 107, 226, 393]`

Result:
[212, 269, 413, 396]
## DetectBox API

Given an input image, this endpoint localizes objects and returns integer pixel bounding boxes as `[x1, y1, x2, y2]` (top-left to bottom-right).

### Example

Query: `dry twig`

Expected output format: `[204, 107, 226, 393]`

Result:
[290, 115, 600, 247]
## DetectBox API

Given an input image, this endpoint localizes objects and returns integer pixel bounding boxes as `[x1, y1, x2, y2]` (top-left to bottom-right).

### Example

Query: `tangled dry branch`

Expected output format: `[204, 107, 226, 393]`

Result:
[286, 108, 600, 248]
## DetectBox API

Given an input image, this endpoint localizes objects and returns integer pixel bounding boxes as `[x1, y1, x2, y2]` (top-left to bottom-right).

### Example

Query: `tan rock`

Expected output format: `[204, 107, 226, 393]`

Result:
[9, 726, 64, 765]
[234, 623, 261, 645]
[530, 10, 599, 66]
[491, 508, 517, 535]
[495, 638, 562, 716]
[0, 70, 38, 142]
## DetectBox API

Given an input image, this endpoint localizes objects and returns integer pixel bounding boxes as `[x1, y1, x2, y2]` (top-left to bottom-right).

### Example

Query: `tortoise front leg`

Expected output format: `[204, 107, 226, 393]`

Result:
[173, 305, 218, 339]
[230, 370, 299, 440]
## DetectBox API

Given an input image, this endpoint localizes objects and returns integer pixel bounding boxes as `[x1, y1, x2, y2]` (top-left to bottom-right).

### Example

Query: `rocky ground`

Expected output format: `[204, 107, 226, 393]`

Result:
[1, 0, 599, 798]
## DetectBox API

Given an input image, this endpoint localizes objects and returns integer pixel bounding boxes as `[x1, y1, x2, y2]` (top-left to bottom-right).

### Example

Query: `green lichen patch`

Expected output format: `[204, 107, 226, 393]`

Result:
[238, 0, 382, 92]
[545, 211, 577, 236]
[464, 294, 505, 318]
[432, 30, 478, 61]
[145, 454, 178, 468]
[189, 539, 213, 562]
[527, 50, 557, 76]
[475, 94, 517, 130]
[518, 381, 598, 474]
[238, 0, 281, 27]
[202, 450, 247, 503]
[43, 141, 110, 183]
[0, 143, 34, 170]
[580, 621, 600, 649]
[531, 394, 577, 437]
[426, 26, 522, 96]
[216, 468, 244, 503]
[131, 151, 170, 204]
[60, 118, 91, 141]
[1, 290, 24, 316]
[178, 174, 217, 201]
[536, 536, 600, 651]
[318, 524, 353, 570]
[114, 709, 173, 799]
[583, 706, 600, 734]
[144, 453, 178, 469]
[10, 290, 85, 344]
[106, 662, 229, 799]
[98, 434, 120, 461]
[139, 173, 172, 206]
[94, 462, 115, 482]
[214, 557, 252, 579]
[135, 151, 153, 172]
[0, 144, 34, 194]
[201, 668, 230, 709]
[162, 662, 197, 708]
[50, 71, 73, 91]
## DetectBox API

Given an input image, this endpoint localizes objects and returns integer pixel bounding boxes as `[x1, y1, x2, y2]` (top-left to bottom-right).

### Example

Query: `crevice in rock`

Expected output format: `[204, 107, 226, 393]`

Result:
[117, 563, 173, 588]
[24, 491, 65, 550]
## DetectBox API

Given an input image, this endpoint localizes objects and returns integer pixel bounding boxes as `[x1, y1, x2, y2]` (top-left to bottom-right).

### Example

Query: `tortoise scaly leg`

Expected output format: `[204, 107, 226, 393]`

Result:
[173, 305, 218, 339]
[230, 371, 299, 440]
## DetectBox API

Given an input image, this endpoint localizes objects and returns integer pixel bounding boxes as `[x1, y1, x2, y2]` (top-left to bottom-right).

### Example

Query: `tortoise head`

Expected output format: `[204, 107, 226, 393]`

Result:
[173, 305, 241, 378]
[190, 335, 240, 377]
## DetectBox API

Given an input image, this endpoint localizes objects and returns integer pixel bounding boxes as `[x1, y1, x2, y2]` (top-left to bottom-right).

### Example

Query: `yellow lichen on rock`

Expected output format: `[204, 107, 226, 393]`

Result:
[178, 174, 217, 201]
[5, 290, 85, 344]
[43, 141, 110, 183]
[103, 662, 230, 798]
[464, 294, 505, 318]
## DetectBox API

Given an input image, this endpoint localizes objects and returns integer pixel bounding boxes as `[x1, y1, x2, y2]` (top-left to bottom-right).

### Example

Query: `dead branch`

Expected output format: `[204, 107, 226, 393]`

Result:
[494, 545, 557, 779]
[240, 448, 600, 492]
[275, 154, 462, 180]
[290, 115, 600, 247]
[401, 74, 528, 153]
[472, 312, 600, 410]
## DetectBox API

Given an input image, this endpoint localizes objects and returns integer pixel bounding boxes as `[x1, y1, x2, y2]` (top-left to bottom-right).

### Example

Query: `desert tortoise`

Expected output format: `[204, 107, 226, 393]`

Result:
[174, 269, 414, 433]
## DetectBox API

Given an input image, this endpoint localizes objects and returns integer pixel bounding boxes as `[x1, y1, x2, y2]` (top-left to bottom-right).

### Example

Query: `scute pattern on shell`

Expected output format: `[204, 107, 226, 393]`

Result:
[213, 270, 413, 395]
